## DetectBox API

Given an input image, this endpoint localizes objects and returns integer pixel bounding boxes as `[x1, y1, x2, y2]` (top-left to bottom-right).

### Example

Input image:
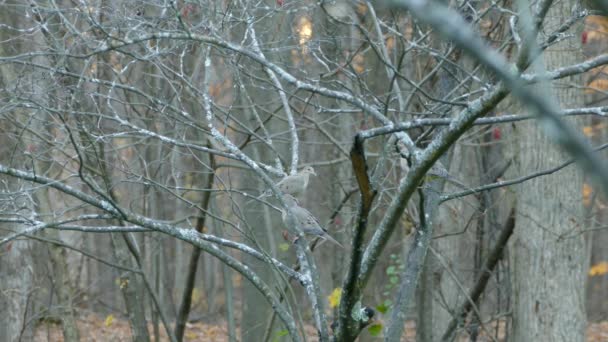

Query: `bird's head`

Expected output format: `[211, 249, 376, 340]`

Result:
[302, 166, 317, 176]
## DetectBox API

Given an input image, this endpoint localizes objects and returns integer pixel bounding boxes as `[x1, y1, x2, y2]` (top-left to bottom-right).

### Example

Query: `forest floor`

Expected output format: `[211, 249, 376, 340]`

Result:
[32, 313, 608, 341]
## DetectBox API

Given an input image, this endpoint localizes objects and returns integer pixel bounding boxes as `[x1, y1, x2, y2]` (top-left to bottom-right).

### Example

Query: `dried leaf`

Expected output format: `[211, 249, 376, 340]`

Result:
[583, 183, 593, 206]
[352, 54, 365, 74]
[586, 15, 608, 30]
[583, 125, 594, 137]
[586, 79, 608, 94]
[589, 261, 608, 276]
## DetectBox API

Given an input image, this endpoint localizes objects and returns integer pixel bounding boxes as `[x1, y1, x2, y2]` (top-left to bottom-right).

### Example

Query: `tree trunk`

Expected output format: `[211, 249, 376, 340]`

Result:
[583, 15, 608, 322]
[0, 225, 34, 341]
[36, 191, 81, 342]
[0, 8, 35, 341]
[417, 26, 480, 339]
[417, 145, 480, 341]
[510, 2, 587, 340]
[110, 233, 151, 342]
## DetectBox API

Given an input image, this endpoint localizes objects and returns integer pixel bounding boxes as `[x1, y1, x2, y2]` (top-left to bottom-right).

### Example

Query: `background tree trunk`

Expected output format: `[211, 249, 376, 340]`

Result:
[510, 2, 588, 340]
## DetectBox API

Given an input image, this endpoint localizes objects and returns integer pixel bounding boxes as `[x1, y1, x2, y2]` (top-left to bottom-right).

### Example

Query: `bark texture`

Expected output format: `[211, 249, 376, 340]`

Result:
[511, 2, 587, 340]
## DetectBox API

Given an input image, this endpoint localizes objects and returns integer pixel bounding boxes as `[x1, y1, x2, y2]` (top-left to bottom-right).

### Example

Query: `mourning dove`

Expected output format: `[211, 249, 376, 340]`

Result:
[258, 166, 316, 199]
[426, 162, 472, 190]
[281, 194, 344, 248]
[396, 141, 468, 189]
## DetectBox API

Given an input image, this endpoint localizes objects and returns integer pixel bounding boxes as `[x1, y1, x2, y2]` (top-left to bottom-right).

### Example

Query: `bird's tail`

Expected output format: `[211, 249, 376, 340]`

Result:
[323, 234, 344, 249]
[256, 191, 270, 200]
[245, 191, 269, 204]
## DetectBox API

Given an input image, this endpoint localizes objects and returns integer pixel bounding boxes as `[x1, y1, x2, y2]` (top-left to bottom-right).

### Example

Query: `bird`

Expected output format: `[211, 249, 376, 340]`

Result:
[281, 194, 344, 248]
[395, 141, 468, 190]
[425, 161, 471, 190]
[258, 166, 317, 199]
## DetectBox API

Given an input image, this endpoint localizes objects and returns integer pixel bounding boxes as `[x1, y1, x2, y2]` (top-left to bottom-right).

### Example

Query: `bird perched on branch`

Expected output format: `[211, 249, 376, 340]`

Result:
[281, 194, 343, 248]
[258, 166, 317, 199]
[395, 140, 468, 190]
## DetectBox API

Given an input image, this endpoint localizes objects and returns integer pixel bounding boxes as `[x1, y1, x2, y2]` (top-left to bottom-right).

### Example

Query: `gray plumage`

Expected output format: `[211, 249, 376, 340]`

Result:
[259, 166, 316, 198]
[397, 148, 468, 190]
[281, 194, 343, 248]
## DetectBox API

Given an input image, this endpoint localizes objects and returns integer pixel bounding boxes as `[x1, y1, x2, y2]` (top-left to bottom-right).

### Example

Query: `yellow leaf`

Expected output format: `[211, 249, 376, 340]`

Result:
[589, 261, 608, 276]
[278, 243, 290, 252]
[583, 125, 594, 137]
[104, 314, 114, 327]
[583, 183, 593, 206]
[328, 287, 342, 308]
[352, 54, 365, 74]
[582, 123, 606, 138]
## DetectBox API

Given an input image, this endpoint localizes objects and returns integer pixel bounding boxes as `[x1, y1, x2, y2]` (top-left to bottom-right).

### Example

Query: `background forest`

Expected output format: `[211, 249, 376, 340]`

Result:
[1, 0, 608, 341]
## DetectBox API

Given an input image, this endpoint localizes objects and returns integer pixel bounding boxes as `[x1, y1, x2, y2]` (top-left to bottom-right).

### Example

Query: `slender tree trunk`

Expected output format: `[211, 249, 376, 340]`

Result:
[36, 191, 81, 342]
[30, 118, 80, 342]
[110, 233, 151, 342]
[417, 145, 479, 341]
[0, 224, 34, 341]
[175, 150, 215, 341]
[417, 30, 480, 339]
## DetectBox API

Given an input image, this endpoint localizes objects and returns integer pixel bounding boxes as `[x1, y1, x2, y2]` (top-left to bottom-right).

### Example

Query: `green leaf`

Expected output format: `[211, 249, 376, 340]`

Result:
[368, 323, 383, 337]
[386, 266, 396, 275]
[389, 276, 399, 284]
[272, 329, 289, 342]
[278, 243, 290, 252]
[376, 303, 389, 314]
